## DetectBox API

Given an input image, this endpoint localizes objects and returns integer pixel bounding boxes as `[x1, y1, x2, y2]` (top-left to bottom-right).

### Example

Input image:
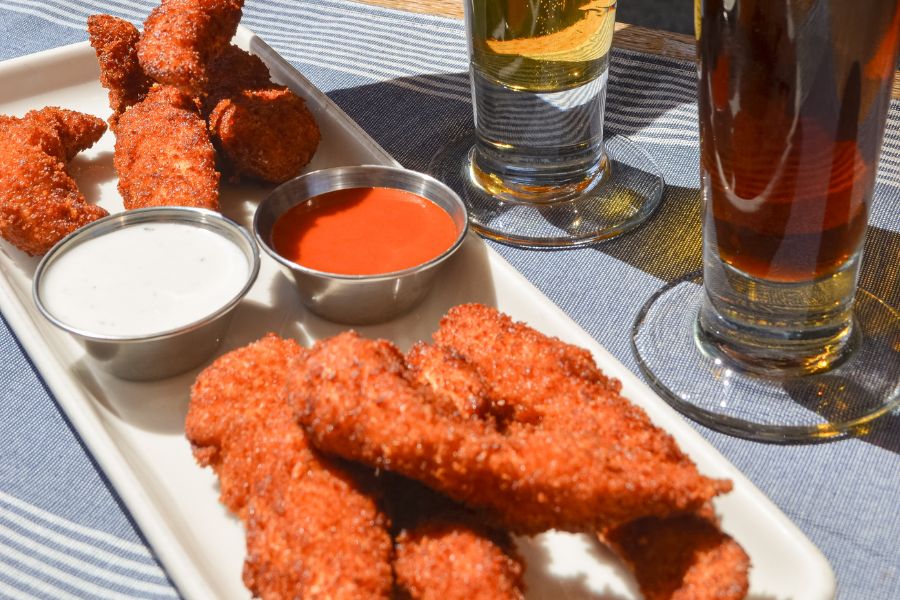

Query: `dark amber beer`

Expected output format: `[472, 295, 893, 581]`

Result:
[696, 0, 900, 373]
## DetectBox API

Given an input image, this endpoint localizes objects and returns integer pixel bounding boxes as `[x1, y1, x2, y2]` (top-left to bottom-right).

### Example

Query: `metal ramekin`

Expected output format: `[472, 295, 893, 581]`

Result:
[33, 207, 260, 381]
[254, 165, 468, 325]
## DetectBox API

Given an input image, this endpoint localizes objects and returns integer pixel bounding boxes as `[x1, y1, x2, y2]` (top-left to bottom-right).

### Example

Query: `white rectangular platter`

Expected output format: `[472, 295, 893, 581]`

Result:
[0, 26, 835, 600]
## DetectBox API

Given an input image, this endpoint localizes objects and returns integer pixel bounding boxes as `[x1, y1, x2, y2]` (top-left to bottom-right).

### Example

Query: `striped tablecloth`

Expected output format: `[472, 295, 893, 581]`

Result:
[0, 1, 898, 598]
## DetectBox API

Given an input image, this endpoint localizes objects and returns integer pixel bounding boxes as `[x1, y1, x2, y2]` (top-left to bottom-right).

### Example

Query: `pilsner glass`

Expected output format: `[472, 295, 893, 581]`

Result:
[631, 0, 900, 441]
[429, 1, 665, 247]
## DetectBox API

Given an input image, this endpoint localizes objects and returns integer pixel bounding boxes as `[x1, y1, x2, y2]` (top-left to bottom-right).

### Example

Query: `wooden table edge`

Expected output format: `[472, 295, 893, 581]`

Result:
[356, 0, 900, 100]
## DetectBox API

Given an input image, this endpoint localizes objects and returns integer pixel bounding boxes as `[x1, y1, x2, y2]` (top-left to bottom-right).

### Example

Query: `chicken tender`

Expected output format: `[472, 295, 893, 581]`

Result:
[388, 477, 526, 600]
[0, 108, 107, 256]
[186, 334, 394, 599]
[205, 46, 321, 182]
[289, 316, 730, 534]
[137, 0, 243, 94]
[113, 85, 219, 210]
[600, 514, 750, 600]
[87, 14, 152, 128]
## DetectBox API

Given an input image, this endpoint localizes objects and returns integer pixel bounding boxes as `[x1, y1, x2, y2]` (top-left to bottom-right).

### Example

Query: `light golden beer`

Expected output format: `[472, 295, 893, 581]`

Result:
[465, 1, 617, 200]
[469, 0, 616, 91]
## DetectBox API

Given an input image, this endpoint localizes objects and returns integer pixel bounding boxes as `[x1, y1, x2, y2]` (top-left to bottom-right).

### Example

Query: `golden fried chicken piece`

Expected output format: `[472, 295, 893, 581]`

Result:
[208, 85, 320, 183]
[137, 0, 243, 95]
[289, 310, 730, 534]
[205, 46, 320, 182]
[87, 14, 152, 128]
[0, 108, 107, 256]
[388, 477, 526, 600]
[600, 514, 750, 600]
[113, 85, 219, 210]
[186, 334, 394, 599]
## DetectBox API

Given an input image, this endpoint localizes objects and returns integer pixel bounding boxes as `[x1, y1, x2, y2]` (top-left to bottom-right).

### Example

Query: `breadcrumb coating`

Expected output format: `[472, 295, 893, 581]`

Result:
[289, 304, 731, 535]
[205, 46, 321, 182]
[113, 85, 219, 210]
[601, 514, 751, 600]
[137, 0, 243, 95]
[186, 334, 394, 599]
[0, 108, 107, 255]
[87, 14, 152, 128]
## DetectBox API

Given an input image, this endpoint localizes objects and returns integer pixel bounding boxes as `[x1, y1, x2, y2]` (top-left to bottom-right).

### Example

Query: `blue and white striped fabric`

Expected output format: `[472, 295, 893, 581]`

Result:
[0, 1, 898, 599]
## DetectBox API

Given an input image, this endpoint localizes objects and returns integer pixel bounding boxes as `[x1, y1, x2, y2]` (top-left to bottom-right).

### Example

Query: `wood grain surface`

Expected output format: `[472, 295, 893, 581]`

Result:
[356, 0, 900, 100]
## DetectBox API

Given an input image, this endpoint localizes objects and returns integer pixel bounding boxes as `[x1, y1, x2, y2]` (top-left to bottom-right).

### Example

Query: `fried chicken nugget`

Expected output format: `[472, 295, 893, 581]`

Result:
[388, 476, 526, 600]
[205, 46, 321, 183]
[87, 15, 152, 128]
[114, 85, 219, 210]
[186, 334, 394, 599]
[137, 0, 243, 94]
[0, 108, 107, 256]
[424, 307, 749, 597]
[289, 318, 729, 535]
[600, 514, 750, 600]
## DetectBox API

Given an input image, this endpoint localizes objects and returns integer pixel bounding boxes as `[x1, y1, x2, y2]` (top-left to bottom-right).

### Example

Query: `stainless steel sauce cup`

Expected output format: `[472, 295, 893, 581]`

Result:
[254, 166, 468, 325]
[33, 207, 260, 381]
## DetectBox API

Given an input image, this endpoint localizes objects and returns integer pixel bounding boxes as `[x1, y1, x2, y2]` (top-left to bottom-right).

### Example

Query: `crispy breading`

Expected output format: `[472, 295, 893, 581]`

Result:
[205, 46, 321, 182]
[388, 476, 526, 600]
[87, 14, 152, 128]
[600, 514, 750, 600]
[186, 334, 394, 599]
[137, 0, 243, 94]
[289, 307, 730, 534]
[113, 85, 219, 210]
[0, 108, 107, 256]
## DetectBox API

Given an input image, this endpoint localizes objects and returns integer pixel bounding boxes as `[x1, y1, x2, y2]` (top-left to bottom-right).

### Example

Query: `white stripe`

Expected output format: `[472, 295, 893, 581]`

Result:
[619, 134, 698, 148]
[0, 513, 158, 578]
[280, 50, 472, 101]
[606, 121, 697, 139]
[256, 30, 470, 89]
[4, 0, 94, 23]
[42, 0, 147, 19]
[0, 492, 151, 557]
[0, 562, 81, 600]
[0, 522, 174, 595]
[0, 2, 87, 29]
[0, 543, 133, 600]
[251, 0, 463, 32]
[608, 109, 697, 129]
[612, 55, 696, 90]
[244, 7, 466, 56]
[0, 578, 41, 600]
[610, 75, 697, 102]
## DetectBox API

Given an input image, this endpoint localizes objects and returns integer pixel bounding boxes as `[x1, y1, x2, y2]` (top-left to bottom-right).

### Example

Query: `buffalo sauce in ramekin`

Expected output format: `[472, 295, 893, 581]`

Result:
[272, 187, 458, 275]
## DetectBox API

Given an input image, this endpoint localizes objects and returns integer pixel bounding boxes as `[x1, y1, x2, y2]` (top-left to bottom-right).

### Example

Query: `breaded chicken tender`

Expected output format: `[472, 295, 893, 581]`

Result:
[137, 0, 243, 94]
[87, 15, 152, 128]
[114, 85, 219, 210]
[600, 514, 750, 600]
[289, 307, 730, 534]
[205, 46, 321, 182]
[186, 334, 394, 599]
[0, 108, 107, 255]
[388, 477, 526, 600]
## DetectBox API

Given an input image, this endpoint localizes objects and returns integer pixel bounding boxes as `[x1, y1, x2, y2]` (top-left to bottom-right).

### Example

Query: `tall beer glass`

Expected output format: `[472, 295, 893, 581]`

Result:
[429, 1, 665, 247]
[632, 0, 900, 441]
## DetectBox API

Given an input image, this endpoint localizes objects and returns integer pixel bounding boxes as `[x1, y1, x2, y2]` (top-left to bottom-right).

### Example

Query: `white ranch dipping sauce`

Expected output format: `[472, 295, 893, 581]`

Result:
[40, 222, 250, 337]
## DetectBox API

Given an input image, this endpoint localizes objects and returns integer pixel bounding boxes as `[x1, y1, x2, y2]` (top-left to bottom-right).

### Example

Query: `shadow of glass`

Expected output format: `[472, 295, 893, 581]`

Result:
[590, 184, 702, 281]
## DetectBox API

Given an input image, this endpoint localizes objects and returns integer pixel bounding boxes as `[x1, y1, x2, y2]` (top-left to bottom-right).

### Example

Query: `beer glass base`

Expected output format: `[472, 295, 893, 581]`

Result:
[631, 271, 900, 442]
[427, 133, 664, 248]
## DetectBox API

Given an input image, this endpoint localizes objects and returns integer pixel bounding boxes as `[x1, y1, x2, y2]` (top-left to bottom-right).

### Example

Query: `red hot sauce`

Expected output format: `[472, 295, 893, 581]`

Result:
[272, 187, 458, 275]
